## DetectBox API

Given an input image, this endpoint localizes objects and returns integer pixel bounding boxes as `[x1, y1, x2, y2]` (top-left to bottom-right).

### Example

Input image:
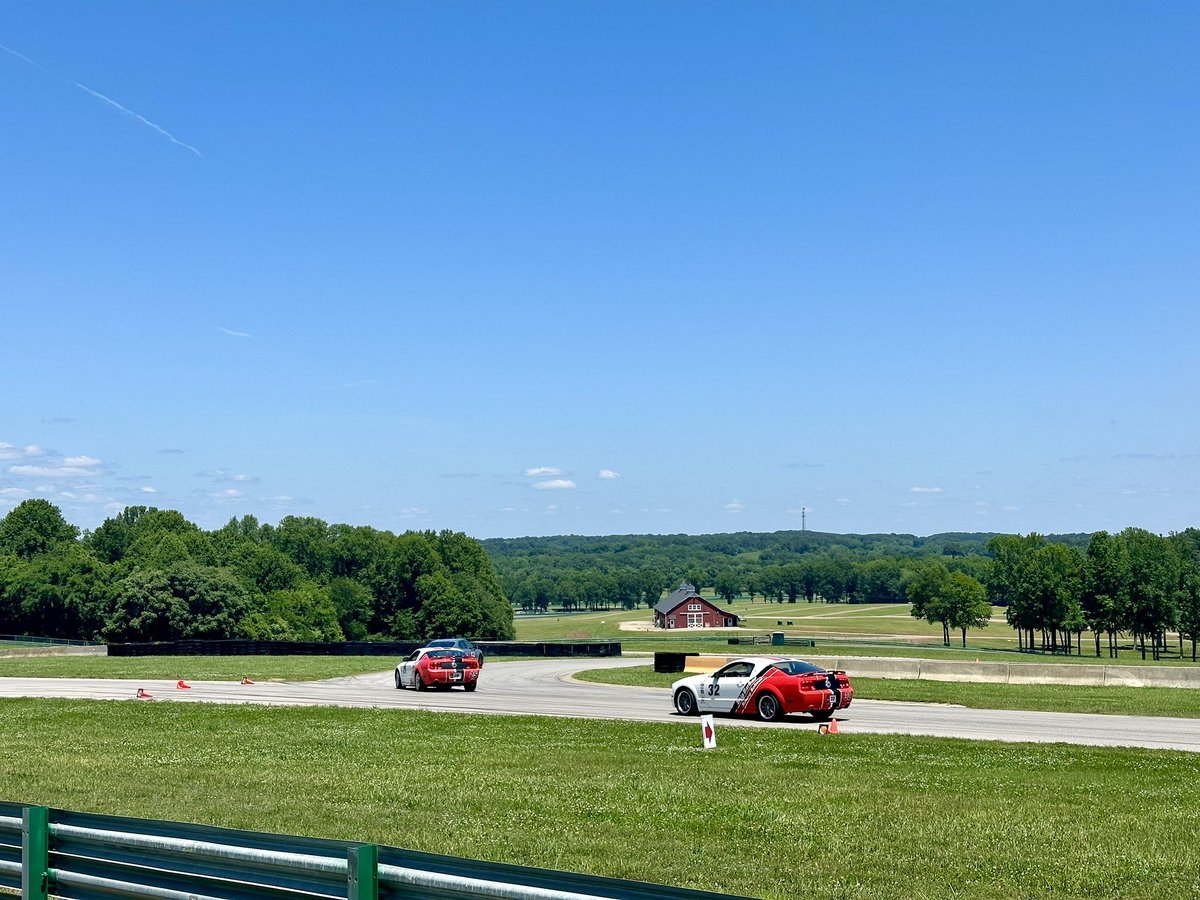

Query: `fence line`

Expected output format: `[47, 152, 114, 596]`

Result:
[0, 804, 750, 900]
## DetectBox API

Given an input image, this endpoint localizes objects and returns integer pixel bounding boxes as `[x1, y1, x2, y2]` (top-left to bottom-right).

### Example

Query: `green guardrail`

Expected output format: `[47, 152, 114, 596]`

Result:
[0, 803, 753, 900]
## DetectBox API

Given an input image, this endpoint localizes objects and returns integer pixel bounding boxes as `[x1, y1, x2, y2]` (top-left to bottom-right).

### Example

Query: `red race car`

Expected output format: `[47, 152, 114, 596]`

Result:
[395, 648, 480, 692]
[671, 656, 852, 722]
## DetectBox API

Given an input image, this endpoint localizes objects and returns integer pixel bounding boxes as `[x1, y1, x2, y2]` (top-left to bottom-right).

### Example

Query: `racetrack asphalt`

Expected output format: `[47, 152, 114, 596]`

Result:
[1, 656, 1198, 753]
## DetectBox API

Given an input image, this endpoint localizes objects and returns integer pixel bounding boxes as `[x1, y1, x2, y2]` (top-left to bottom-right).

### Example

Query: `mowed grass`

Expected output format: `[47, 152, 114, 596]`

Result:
[0, 655, 395, 681]
[573, 666, 1200, 719]
[2, 700, 1197, 900]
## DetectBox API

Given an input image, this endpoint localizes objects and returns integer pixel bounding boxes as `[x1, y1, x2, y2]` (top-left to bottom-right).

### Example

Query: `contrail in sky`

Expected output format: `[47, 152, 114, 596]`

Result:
[0, 41, 201, 157]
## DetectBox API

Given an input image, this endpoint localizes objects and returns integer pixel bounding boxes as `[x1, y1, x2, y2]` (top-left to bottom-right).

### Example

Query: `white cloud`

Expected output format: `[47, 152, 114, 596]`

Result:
[0, 443, 42, 461]
[525, 466, 564, 477]
[63, 455, 102, 467]
[211, 489, 245, 499]
[139, 486, 157, 494]
[725, 499, 746, 512]
[220, 327, 252, 338]
[836, 498, 852, 505]
[10, 460, 103, 478]
[533, 479, 576, 490]
[0, 487, 27, 497]
[598, 469, 621, 479]
[910, 486, 943, 494]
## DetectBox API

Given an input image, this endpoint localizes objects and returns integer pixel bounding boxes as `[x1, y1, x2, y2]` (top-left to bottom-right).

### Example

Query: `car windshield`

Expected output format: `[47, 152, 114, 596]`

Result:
[425, 649, 463, 659]
[770, 660, 826, 676]
[428, 639, 461, 647]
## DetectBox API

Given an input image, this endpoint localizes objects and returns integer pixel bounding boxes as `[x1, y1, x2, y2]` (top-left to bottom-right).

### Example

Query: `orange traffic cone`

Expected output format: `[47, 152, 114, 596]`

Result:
[135, 688, 153, 699]
[240, 677, 254, 685]
[176, 680, 191, 689]
[828, 718, 840, 734]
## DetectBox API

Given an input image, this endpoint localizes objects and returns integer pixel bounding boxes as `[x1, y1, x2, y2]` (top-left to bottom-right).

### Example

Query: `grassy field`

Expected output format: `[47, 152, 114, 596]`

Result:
[2, 699, 1197, 900]
[518, 601, 1200, 665]
[0, 655, 397, 681]
[572, 665, 1200, 719]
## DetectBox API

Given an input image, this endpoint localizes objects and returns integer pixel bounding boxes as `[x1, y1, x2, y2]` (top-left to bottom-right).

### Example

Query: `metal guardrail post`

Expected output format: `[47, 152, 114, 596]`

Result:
[347, 844, 378, 900]
[21, 807, 49, 900]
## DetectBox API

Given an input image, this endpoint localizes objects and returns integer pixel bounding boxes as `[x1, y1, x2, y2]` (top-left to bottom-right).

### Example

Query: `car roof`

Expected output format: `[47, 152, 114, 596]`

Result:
[722, 656, 788, 665]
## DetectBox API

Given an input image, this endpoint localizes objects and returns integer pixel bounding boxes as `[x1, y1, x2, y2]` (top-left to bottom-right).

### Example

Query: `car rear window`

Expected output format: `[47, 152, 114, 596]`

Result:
[425, 649, 463, 659]
[771, 660, 825, 676]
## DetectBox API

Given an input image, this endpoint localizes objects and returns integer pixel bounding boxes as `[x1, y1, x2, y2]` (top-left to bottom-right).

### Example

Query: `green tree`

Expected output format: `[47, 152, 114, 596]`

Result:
[0, 546, 112, 639]
[1122, 528, 1180, 660]
[0, 499, 78, 559]
[415, 570, 483, 641]
[1178, 566, 1200, 662]
[1032, 543, 1084, 654]
[240, 582, 344, 641]
[944, 571, 991, 648]
[104, 564, 249, 642]
[270, 516, 334, 581]
[907, 561, 952, 646]
[1083, 531, 1130, 657]
[328, 577, 373, 640]
[988, 533, 1045, 651]
[714, 568, 741, 603]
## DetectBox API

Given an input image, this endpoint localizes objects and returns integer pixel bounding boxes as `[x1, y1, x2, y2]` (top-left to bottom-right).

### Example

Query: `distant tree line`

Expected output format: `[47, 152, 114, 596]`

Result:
[989, 529, 1200, 660]
[489, 527, 1200, 658]
[490, 531, 1007, 612]
[0, 499, 514, 644]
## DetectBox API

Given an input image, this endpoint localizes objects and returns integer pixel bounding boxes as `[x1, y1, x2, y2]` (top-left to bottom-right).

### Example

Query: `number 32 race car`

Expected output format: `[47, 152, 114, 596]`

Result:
[671, 656, 852, 722]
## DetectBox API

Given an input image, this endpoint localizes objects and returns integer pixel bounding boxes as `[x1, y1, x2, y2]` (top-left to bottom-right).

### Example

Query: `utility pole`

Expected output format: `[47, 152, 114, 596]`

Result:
[801, 507, 806, 531]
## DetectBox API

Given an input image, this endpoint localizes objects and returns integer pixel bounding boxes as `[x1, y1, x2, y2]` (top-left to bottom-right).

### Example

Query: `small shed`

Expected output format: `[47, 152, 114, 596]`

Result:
[653, 582, 740, 629]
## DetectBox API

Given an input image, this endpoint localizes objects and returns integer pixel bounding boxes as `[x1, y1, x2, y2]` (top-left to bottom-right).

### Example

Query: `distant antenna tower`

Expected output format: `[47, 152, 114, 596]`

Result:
[801, 507, 806, 531]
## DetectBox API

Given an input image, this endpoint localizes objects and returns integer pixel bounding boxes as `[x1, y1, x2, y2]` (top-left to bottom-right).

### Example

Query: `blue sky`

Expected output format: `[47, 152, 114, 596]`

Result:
[2, 2, 1197, 540]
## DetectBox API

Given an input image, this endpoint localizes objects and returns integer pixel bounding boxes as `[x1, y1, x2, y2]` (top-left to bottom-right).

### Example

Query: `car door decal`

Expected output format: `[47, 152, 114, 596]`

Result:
[731, 670, 770, 715]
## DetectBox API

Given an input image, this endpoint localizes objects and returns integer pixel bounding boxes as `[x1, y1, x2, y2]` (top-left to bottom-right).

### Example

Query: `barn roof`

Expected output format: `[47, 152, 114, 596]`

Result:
[653, 583, 737, 620]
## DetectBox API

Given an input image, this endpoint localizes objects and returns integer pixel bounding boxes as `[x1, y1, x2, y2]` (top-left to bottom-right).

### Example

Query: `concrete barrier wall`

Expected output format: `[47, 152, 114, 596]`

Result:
[684, 654, 1200, 689]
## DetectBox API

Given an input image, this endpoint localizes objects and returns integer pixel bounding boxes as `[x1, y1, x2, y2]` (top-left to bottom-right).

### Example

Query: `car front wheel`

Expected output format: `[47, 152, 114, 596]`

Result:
[674, 689, 698, 716]
[394, 671, 403, 690]
[756, 692, 783, 722]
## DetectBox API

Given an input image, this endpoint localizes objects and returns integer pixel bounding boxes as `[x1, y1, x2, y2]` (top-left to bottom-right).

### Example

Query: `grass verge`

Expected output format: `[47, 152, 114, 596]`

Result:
[1, 700, 1197, 900]
[0, 655, 395, 681]
[573, 665, 1200, 718]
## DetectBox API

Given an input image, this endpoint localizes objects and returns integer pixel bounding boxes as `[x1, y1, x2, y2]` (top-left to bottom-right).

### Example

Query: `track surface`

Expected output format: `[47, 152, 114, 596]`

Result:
[2, 657, 1198, 752]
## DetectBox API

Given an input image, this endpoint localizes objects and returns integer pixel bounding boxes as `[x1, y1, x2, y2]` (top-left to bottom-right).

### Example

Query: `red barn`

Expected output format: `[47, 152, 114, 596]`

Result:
[653, 583, 739, 629]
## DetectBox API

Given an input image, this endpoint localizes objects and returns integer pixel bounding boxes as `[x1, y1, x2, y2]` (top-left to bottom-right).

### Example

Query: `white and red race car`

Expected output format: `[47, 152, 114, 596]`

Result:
[671, 656, 852, 722]
[395, 647, 480, 692]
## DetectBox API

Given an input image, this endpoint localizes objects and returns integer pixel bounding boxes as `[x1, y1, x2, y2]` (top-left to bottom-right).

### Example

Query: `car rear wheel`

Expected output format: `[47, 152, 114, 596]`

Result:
[756, 692, 783, 722]
[416, 674, 427, 691]
[464, 682, 477, 692]
[674, 689, 698, 716]
[810, 708, 834, 722]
